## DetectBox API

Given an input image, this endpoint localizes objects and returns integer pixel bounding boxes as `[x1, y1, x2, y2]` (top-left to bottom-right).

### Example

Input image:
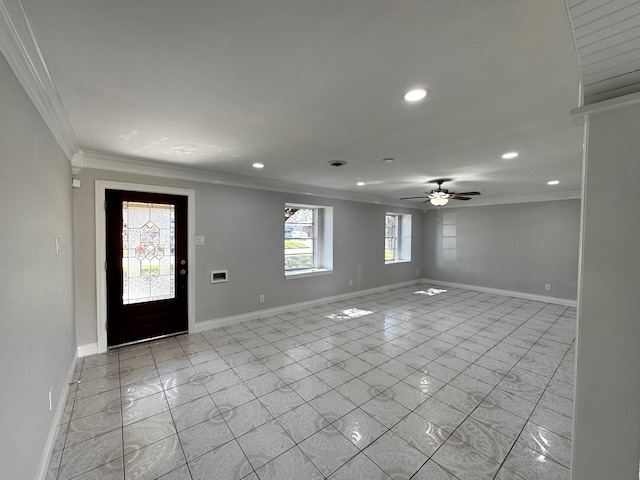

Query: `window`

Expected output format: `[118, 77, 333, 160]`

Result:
[442, 212, 457, 261]
[285, 204, 333, 277]
[385, 213, 412, 263]
[385, 214, 398, 261]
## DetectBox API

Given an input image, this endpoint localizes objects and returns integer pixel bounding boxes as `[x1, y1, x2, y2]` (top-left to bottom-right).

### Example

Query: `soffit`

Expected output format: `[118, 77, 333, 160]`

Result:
[566, 0, 640, 104]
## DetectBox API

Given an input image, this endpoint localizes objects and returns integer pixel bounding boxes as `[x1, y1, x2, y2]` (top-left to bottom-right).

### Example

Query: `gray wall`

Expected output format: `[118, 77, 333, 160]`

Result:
[572, 102, 640, 480]
[0, 54, 76, 478]
[422, 200, 580, 300]
[73, 168, 424, 346]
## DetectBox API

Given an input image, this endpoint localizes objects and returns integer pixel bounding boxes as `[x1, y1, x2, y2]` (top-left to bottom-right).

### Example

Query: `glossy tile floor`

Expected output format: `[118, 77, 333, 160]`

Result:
[47, 285, 576, 480]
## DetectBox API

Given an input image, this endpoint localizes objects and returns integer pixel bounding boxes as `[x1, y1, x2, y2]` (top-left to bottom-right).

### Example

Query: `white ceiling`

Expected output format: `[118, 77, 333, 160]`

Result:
[5, 0, 590, 206]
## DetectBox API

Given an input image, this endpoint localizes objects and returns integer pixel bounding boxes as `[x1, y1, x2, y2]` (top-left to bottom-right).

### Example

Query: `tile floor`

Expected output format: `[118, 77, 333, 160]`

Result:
[46, 285, 575, 480]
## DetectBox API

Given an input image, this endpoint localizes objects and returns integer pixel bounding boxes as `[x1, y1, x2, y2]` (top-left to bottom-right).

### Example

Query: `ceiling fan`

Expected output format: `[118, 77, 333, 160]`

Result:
[401, 179, 481, 206]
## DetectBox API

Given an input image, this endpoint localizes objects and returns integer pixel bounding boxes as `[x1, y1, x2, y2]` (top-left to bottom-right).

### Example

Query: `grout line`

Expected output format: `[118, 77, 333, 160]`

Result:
[54, 285, 575, 480]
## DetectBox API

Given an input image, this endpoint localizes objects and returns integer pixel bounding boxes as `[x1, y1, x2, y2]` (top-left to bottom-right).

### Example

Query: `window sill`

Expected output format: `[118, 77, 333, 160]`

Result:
[285, 268, 333, 279]
[385, 259, 411, 265]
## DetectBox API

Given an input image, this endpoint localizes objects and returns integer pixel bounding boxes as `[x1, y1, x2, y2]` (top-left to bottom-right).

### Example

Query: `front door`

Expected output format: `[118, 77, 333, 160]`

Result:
[106, 190, 188, 347]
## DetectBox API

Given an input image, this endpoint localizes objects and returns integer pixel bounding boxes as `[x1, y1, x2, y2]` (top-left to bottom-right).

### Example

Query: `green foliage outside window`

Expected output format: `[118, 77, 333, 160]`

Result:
[285, 240, 308, 249]
[285, 254, 313, 270]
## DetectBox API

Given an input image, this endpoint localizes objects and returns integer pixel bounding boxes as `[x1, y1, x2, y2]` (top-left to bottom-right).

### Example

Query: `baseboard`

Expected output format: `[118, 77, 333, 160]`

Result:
[77, 343, 98, 357]
[421, 278, 577, 308]
[78, 279, 575, 351]
[35, 352, 78, 480]
[194, 280, 422, 333]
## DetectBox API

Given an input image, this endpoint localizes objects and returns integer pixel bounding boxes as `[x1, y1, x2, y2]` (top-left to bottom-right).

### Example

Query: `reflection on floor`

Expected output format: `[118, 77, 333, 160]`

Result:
[47, 285, 575, 479]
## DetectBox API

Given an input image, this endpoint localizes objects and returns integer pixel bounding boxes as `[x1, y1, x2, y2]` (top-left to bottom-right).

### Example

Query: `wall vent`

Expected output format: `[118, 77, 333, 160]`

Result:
[210, 270, 228, 283]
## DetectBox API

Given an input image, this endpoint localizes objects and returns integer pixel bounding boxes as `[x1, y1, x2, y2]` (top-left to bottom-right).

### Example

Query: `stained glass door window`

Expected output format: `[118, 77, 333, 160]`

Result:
[122, 201, 175, 304]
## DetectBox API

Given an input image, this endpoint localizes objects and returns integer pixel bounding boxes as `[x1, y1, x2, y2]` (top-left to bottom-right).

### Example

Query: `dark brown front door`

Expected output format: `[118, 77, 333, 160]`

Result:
[106, 190, 188, 347]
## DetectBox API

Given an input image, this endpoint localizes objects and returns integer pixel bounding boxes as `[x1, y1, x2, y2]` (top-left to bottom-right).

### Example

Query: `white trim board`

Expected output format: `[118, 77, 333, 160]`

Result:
[0, 0, 79, 160]
[82, 150, 579, 209]
[421, 278, 577, 307]
[95, 180, 196, 354]
[84, 150, 421, 210]
[193, 280, 423, 333]
[571, 90, 640, 119]
[77, 343, 98, 358]
[35, 353, 78, 480]
[77, 279, 423, 352]
[76, 278, 577, 354]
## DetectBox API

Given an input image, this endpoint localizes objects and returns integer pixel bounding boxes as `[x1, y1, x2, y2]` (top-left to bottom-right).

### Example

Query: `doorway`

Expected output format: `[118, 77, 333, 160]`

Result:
[105, 189, 188, 347]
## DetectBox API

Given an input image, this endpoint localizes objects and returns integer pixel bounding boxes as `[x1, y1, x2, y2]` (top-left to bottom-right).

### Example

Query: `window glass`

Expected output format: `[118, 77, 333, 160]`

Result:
[385, 214, 397, 261]
[285, 208, 315, 271]
[385, 213, 411, 263]
[285, 204, 333, 277]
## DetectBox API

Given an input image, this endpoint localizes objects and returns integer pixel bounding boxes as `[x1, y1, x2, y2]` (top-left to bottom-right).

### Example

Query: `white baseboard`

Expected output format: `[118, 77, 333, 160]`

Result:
[76, 278, 575, 353]
[77, 343, 98, 357]
[74, 281, 423, 347]
[421, 278, 577, 307]
[194, 280, 422, 333]
[35, 353, 78, 480]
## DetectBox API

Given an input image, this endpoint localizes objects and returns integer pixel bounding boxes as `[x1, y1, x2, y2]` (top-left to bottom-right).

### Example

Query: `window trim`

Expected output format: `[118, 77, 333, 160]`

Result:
[285, 203, 333, 278]
[285, 268, 333, 279]
[385, 213, 399, 262]
[385, 212, 412, 264]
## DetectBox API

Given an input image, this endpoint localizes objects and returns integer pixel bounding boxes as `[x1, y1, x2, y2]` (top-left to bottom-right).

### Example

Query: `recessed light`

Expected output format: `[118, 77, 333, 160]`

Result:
[382, 157, 394, 163]
[404, 88, 428, 102]
[252, 162, 264, 169]
[547, 180, 560, 185]
[356, 181, 365, 186]
[501, 152, 518, 159]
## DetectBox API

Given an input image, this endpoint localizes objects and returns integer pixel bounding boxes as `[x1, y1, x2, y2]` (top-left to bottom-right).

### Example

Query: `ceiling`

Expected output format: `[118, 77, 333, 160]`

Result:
[0, 0, 605, 206]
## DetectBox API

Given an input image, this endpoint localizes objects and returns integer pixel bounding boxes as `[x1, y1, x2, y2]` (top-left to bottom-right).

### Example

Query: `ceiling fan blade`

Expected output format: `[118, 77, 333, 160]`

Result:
[402, 184, 480, 201]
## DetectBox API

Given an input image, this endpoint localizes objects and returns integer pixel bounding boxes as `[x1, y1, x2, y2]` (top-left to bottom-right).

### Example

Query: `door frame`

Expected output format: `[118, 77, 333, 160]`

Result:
[95, 180, 196, 353]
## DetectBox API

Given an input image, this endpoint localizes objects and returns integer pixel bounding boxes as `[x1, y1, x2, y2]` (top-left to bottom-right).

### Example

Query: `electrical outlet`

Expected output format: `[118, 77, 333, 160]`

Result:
[349, 280, 353, 287]
[545, 284, 551, 291]
[259, 294, 265, 303]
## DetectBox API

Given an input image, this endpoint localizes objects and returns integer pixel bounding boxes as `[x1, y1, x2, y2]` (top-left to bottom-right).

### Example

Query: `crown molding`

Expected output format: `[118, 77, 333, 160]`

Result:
[71, 150, 85, 175]
[421, 189, 581, 209]
[0, 0, 79, 160]
[82, 150, 421, 209]
[82, 149, 581, 209]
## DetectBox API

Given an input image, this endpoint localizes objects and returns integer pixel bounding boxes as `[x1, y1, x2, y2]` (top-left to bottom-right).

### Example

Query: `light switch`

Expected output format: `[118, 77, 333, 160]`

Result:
[195, 236, 205, 245]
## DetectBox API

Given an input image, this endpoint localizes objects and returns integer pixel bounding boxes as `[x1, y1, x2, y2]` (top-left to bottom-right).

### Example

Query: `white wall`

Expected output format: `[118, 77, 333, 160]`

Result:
[422, 200, 581, 300]
[0, 53, 76, 478]
[73, 168, 424, 347]
[572, 101, 640, 479]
